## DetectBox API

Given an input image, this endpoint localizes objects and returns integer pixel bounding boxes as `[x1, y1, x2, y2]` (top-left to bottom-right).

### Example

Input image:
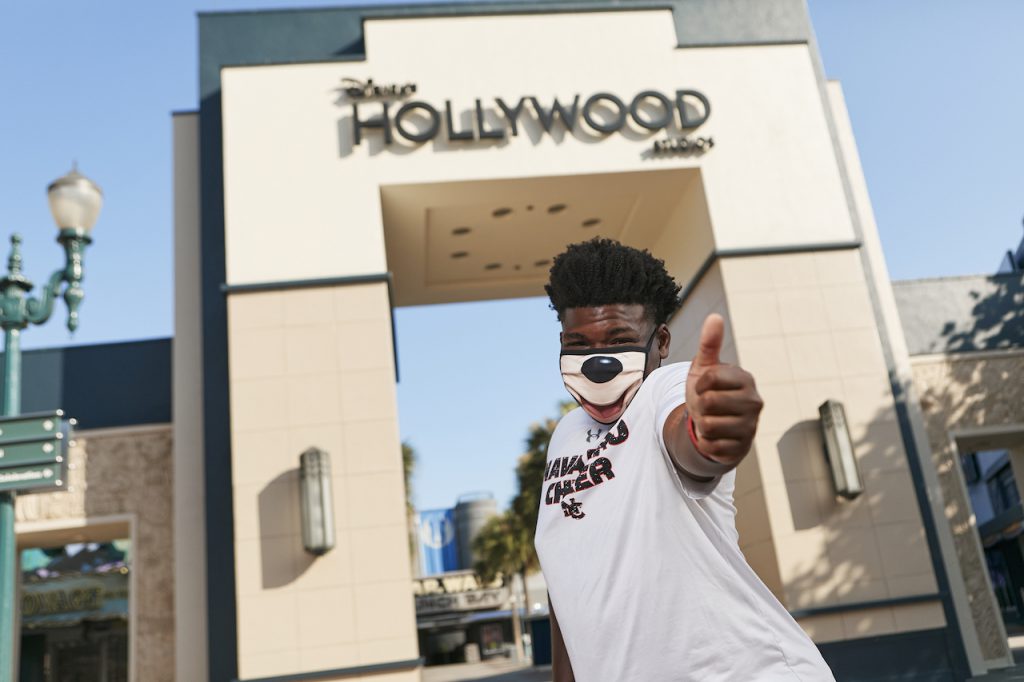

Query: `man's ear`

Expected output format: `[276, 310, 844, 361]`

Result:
[658, 324, 670, 360]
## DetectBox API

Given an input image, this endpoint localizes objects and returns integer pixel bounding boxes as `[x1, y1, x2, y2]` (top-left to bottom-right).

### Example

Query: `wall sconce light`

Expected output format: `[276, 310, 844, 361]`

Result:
[818, 400, 864, 500]
[299, 447, 336, 555]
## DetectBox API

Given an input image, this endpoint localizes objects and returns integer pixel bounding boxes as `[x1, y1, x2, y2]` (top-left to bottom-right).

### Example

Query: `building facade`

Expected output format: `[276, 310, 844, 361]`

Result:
[894, 272, 1024, 662]
[169, 1, 1008, 680]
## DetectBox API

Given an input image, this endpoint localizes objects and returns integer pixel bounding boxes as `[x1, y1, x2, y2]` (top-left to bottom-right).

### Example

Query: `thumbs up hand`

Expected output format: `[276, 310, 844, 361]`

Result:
[684, 314, 763, 467]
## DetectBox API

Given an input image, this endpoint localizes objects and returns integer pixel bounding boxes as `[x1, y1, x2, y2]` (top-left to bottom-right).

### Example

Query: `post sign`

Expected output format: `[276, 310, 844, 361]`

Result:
[0, 411, 65, 443]
[0, 411, 73, 495]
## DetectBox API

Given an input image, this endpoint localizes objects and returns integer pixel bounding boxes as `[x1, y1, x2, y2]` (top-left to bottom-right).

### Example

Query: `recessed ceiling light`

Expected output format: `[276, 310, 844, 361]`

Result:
[582, 218, 600, 227]
[484, 263, 502, 270]
[451, 251, 469, 259]
[534, 259, 551, 267]
[492, 207, 513, 218]
[452, 226, 471, 236]
[547, 203, 567, 214]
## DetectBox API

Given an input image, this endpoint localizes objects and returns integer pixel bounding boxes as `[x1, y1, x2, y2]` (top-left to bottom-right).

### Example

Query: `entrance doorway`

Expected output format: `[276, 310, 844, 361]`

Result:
[959, 431, 1024, 632]
[18, 540, 130, 682]
[384, 168, 716, 667]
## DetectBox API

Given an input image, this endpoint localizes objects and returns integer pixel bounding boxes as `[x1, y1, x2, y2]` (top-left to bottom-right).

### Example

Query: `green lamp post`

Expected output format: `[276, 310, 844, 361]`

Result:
[0, 167, 101, 681]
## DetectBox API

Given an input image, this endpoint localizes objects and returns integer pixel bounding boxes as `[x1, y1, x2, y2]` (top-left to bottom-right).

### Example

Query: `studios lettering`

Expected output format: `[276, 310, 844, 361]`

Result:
[544, 421, 629, 519]
[341, 79, 712, 153]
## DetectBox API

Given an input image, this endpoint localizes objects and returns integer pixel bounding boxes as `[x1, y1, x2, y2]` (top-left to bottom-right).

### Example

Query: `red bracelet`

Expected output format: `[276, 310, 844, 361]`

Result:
[686, 412, 716, 462]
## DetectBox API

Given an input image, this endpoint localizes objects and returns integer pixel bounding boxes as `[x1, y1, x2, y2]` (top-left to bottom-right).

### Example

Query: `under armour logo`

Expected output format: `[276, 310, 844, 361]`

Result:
[586, 428, 603, 443]
[561, 498, 585, 519]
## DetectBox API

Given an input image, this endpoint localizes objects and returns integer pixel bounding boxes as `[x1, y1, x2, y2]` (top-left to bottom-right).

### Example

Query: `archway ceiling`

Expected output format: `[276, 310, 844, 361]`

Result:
[381, 168, 698, 307]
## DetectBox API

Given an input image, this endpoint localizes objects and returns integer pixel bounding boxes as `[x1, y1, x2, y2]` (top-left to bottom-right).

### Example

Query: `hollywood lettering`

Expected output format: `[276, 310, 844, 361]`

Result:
[350, 90, 710, 145]
[544, 421, 629, 506]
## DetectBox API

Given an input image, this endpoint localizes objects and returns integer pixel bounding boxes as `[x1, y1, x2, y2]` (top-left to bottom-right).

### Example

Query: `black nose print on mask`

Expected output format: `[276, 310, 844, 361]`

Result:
[581, 356, 623, 383]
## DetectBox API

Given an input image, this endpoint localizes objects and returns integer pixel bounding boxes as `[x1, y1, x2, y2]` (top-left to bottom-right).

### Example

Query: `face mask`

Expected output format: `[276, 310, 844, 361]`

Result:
[560, 330, 657, 424]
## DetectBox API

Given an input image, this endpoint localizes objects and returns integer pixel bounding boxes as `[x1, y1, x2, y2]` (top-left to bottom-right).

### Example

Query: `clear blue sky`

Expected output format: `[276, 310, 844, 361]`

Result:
[1, 1, 1022, 510]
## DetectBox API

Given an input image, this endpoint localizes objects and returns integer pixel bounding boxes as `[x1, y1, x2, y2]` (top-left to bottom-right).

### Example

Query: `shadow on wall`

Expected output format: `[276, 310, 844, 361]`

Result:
[894, 273, 1024, 355]
[762, 310, 1024, 676]
[258, 468, 313, 589]
[764, 397, 967, 679]
[773, 405, 934, 613]
[940, 276, 1024, 352]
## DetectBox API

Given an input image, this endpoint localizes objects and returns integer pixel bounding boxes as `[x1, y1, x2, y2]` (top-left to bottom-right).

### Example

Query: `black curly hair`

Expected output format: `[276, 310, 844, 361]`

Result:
[545, 238, 681, 325]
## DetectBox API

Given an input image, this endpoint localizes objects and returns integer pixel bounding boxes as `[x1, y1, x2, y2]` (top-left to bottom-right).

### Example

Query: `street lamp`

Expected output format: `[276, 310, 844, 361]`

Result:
[0, 166, 101, 681]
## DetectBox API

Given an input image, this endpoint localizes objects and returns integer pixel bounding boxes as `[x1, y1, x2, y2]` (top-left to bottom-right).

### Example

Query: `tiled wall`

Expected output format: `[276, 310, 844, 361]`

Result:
[16, 426, 175, 682]
[671, 249, 946, 644]
[227, 282, 418, 681]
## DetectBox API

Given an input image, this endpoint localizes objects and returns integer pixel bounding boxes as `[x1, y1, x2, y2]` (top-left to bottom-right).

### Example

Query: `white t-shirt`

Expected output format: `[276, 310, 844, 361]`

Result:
[535, 362, 835, 682]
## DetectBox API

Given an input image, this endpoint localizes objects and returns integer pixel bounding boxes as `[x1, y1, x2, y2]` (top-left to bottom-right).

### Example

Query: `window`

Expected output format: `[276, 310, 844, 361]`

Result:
[988, 464, 1022, 516]
[961, 453, 981, 484]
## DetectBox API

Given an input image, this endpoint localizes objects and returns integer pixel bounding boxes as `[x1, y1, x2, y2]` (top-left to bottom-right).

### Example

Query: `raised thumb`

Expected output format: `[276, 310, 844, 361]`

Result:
[694, 313, 724, 368]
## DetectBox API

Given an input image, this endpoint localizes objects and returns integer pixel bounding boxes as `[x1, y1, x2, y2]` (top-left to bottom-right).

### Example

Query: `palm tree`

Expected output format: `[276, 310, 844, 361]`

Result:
[473, 511, 531, 661]
[472, 401, 575, 662]
[511, 401, 575, 576]
[402, 441, 417, 570]
[402, 440, 416, 517]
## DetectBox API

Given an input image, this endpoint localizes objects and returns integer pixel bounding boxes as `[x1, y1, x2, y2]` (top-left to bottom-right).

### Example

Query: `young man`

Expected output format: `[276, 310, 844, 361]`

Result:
[536, 239, 835, 681]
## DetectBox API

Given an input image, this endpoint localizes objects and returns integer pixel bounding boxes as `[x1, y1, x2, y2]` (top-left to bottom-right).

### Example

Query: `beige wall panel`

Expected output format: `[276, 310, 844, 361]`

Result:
[16, 427, 174, 682]
[172, 111, 208, 682]
[227, 282, 414, 679]
[893, 601, 947, 633]
[797, 614, 845, 644]
[826, 81, 989, 670]
[710, 251, 947, 644]
[735, 486, 771, 547]
[665, 262, 727, 365]
[740, 539, 784, 600]
[841, 607, 896, 639]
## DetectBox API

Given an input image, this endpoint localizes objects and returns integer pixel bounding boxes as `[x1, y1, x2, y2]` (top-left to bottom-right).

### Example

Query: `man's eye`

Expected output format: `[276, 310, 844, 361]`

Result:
[610, 338, 637, 345]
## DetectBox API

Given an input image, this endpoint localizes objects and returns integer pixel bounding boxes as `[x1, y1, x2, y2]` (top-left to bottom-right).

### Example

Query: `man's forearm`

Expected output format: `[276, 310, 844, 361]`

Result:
[664, 404, 737, 481]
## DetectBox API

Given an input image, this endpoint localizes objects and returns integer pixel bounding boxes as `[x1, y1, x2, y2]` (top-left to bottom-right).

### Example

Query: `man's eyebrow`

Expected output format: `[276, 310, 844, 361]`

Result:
[562, 332, 587, 340]
[605, 326, 639, 337]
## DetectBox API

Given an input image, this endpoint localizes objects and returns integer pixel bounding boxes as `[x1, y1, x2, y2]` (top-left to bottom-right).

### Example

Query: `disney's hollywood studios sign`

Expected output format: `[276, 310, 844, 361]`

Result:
[341, 78, 711, 146]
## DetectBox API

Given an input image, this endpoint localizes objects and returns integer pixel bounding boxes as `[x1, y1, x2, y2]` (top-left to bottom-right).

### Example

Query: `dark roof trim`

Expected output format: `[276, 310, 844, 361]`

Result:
[10, 338, 172, 432]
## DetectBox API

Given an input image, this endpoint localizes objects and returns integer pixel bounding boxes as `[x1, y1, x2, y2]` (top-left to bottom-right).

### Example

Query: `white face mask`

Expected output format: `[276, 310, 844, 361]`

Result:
[560, 330, 657, 424]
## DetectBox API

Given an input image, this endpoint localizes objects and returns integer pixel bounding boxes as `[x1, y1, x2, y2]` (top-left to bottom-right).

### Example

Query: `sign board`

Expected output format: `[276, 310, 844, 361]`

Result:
[22, 571, 128, 629]
[416, 509, 460, 576]
[0, 411, 73, 495]
[415, 587, 509, 616]
[0, 410, 70, 444]
[0, 462, 65, 494]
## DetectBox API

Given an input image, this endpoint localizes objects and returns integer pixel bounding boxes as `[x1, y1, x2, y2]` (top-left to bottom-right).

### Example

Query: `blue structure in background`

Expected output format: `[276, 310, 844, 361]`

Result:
[416, 508, 459, 576]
